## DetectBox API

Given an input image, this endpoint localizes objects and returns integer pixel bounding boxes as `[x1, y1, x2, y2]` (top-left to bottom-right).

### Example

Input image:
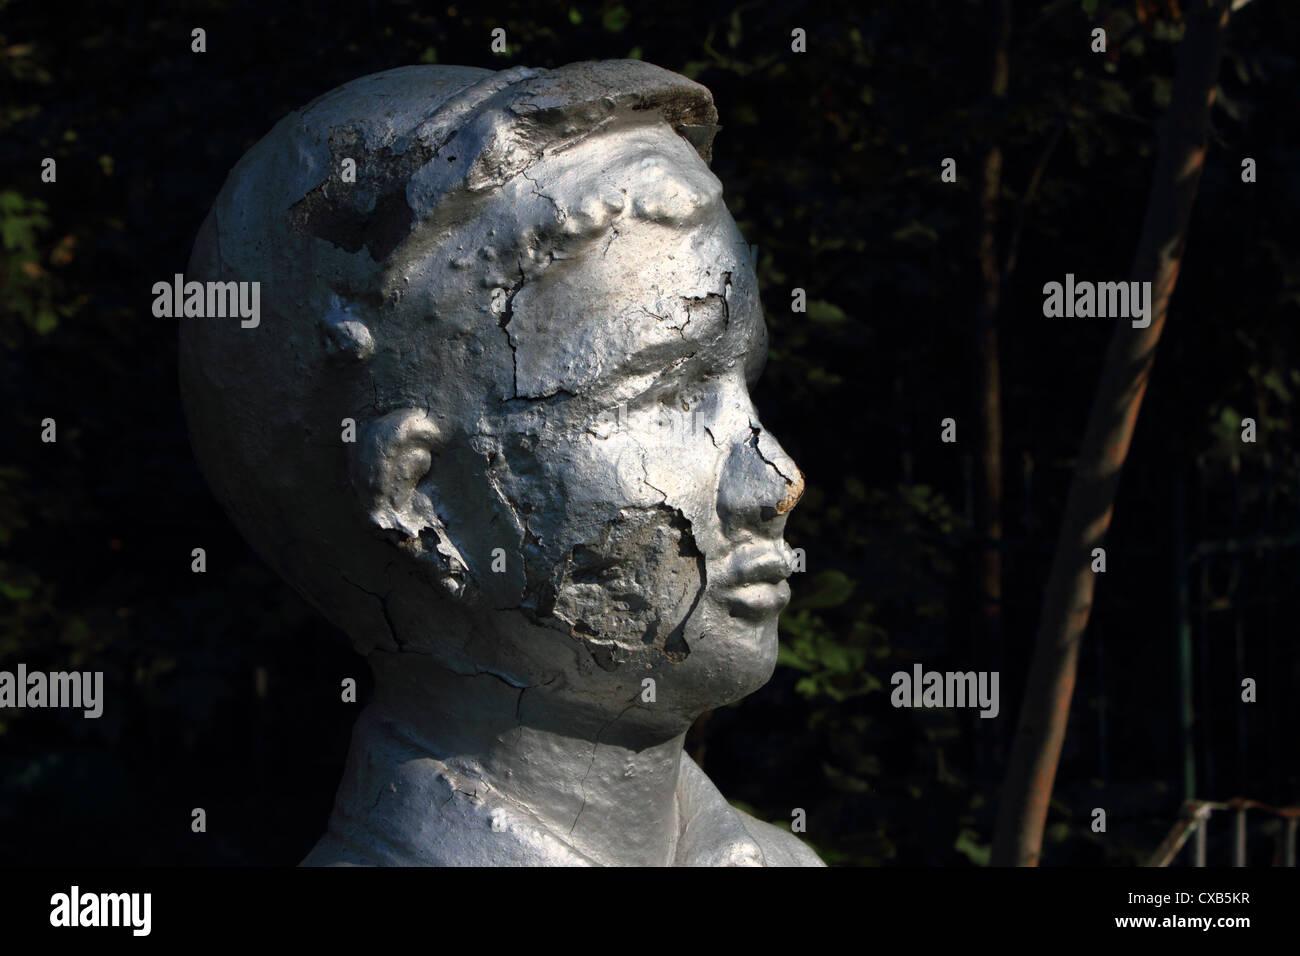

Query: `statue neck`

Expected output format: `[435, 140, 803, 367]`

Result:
[309, 652, 691, 866]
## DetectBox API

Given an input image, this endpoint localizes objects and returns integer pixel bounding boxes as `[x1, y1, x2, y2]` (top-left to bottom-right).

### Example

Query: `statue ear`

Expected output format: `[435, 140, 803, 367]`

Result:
[349, 408, 474, 601]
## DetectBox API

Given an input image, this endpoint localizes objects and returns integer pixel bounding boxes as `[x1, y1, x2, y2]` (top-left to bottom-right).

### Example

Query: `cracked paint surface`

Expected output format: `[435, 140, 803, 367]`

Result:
[180, 61, 821, 867]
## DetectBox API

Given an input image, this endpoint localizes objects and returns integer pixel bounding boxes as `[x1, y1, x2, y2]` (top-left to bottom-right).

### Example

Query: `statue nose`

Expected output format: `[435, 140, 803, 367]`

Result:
[716, 425, 804, 535]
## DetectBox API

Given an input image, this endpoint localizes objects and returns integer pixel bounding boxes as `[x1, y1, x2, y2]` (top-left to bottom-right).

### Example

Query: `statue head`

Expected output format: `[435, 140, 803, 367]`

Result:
[180, 60, 804, 747]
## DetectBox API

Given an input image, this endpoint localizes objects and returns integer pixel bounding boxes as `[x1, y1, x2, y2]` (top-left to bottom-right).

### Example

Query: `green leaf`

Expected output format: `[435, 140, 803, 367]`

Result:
[796, 569, 856, 609]
[890, 220, 938, 246]
[776, 641, 814, 672]
[0, 580, 33, 601]
[602, 5, 629, 32]
[805, 300, 847, 324]
[727, 10, 742, 49]
[954, 828, 991, 866]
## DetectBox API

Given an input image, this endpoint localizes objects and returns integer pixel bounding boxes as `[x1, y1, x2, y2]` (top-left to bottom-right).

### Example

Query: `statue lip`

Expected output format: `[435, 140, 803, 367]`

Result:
[718, 543, 794, 619]
[722, 579, 791, 620]
[721, 542, 794, 586]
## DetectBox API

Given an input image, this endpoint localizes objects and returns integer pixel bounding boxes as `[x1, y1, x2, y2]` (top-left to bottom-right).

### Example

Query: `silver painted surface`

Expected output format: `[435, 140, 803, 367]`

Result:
[180, 60, 822, 866]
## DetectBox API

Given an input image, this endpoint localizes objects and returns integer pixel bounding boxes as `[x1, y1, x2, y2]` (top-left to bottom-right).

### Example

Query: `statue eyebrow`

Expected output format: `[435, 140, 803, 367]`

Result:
[617, 341, 703, 390]
[617, 324, 754, 405]
[620, 295, 732, 375]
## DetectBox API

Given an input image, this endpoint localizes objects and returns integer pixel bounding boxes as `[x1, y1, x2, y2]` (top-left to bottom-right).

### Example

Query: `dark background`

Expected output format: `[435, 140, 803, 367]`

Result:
[1, 0, 1297, 866]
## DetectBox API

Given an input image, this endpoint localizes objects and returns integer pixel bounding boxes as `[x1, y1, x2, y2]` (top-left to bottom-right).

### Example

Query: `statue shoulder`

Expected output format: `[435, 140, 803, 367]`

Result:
[677, 753, 825, 867]
[731, 808, 826, 867]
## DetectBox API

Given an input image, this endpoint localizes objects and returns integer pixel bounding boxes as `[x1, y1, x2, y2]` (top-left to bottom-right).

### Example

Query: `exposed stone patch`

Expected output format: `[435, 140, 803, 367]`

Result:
[288, 127, 439, 262]
[541, 505, 703, 667]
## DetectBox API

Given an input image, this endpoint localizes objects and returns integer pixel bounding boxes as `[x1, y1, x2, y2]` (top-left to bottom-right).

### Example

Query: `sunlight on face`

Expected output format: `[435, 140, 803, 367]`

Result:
[410, 121, 804, 707]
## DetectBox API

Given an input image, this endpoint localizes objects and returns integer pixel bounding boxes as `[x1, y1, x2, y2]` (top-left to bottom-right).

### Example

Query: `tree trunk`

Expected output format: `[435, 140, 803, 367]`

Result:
[974, 0, 1012, 769]
[991, 0, 1235, 867]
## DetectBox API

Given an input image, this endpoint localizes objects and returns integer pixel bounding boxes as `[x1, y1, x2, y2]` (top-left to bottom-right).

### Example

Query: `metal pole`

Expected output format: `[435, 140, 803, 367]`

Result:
[1196, 455, 1216, 796]
[1195, 812, 1207, 867]
[1233, 806, 1247, 866]
[1097, 627, 1108, 781]
[1175, 469, 1195, 802]
[1263, 453, 1281, 802]
[1230, 455, 1247, 793]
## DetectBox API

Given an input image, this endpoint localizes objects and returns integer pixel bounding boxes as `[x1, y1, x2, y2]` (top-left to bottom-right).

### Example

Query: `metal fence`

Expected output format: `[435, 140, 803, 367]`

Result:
[938, 443, 1299, 861]
[1149, 798, 1300, 867]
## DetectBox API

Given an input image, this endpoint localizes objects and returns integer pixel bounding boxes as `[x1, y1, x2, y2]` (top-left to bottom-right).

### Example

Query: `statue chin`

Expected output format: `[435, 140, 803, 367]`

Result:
[180, 59, 823, 866]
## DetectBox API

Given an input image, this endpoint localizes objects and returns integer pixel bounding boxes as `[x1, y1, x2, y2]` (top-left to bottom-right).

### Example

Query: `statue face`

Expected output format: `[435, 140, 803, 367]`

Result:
[392, 121, 804, 723]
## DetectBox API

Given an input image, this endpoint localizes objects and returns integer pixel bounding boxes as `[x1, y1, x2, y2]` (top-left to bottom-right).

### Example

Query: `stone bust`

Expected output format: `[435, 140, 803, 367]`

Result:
[179, 60, 822, 866]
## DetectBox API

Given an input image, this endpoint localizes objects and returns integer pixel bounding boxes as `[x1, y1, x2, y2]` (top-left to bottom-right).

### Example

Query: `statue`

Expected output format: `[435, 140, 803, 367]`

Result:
[179, 60, 823, 866]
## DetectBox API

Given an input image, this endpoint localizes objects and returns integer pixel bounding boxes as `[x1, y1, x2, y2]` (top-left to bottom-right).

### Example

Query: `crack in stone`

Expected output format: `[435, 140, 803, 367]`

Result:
[334, 564, 404, 651]
[569, 696, 640, 837]
[676, 303, 694, 339]
[513, 673, 561, 745]
[638, 304, 690, 339]
[503, 385, 579, 403]
[332, 561, 545, 690]
[642, 477, 670, 502]
[748, 423, 795, 484]
[640, 450, 670, 502]
[519, 168, 564, 221]
[496, 257, 527, 399]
